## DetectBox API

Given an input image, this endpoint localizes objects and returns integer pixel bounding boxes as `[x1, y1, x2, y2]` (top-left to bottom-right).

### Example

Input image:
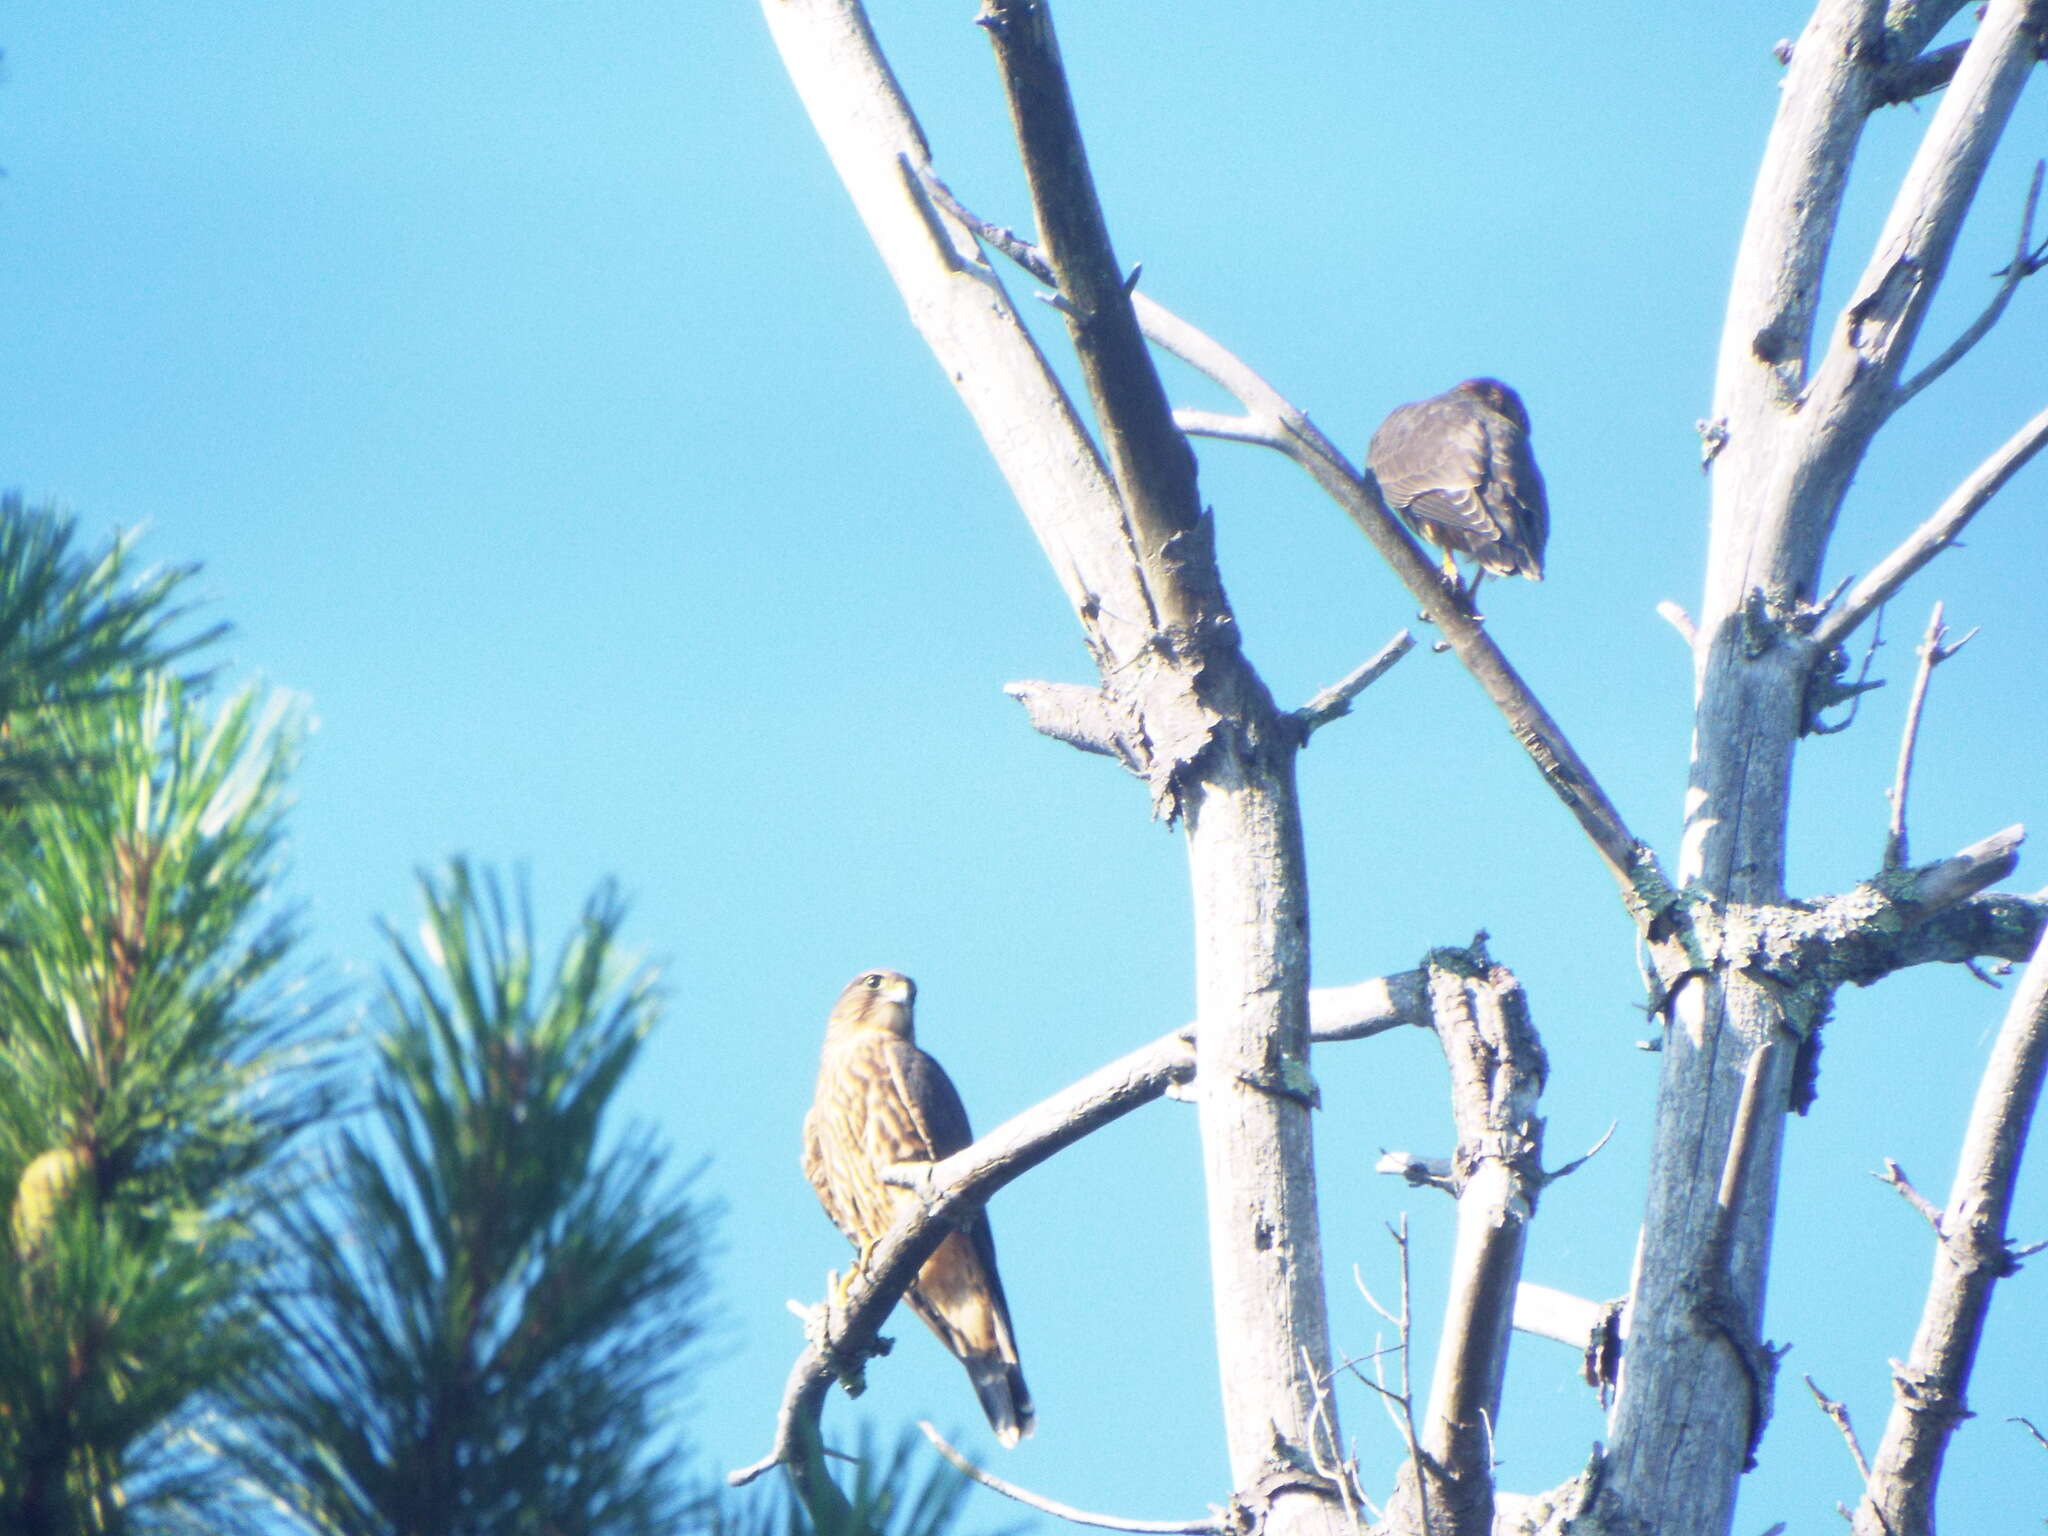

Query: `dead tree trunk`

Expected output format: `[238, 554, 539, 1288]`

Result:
[744, 4, 2048, 1534]
[757, 6, 1348, 1534]
[1600, 5, 2048, 1530]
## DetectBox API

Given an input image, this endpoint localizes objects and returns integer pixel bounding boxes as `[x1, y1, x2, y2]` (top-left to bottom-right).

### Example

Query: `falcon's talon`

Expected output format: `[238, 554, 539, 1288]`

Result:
[880, 1160, 936, 1197]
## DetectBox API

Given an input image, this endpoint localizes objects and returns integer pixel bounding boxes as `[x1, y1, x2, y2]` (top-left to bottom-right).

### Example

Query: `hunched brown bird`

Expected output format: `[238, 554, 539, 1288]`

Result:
[802, 970, 1034, 1446]
[1367, 377, 1549, 586]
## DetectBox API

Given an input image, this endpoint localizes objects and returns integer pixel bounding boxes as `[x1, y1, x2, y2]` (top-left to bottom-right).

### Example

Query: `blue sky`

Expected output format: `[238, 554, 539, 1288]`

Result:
[5, 2, 2047, 1529]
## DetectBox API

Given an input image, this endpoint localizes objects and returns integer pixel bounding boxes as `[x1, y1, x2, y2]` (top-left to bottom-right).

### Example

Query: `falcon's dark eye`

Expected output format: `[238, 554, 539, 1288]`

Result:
[862, 973, 882, 990]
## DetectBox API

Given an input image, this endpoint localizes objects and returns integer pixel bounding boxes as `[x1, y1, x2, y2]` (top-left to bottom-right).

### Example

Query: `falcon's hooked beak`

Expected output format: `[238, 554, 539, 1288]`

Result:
[862, 971, 915, 1008]
[829, 968, 918, 1036]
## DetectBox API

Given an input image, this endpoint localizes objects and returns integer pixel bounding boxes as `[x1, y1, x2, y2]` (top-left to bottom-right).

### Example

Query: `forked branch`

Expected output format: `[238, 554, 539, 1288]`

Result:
[915, 169, 1650, 889]
[1386, 950, 1550, 1536]
[1814, 0, 2047, 409]
[1895, 159, 2047, 408]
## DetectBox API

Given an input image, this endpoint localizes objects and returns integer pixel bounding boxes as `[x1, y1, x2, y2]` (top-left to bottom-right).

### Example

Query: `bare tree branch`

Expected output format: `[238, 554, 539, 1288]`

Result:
[917, 1422, 1234, 1535]
[977, 0, 1203, 626]
[965, 19, 1350, 1528]
[763, 12, 1352, 1529]
[1546, 1121, 1619, 1182]
[1364, 1219, 1434, 1536]
[1882, 603, 1975, 869]
[728, 1029, 1199, 1491]
[1631, 829, 2032, 1016]
[1135, 290, 1652, 889]
[1300, 1347, 1366, 1534]
[1714, 0, 1887, 412]
[1875, 38, 1972, 106]
[1895, 159, 2046, 407]
[1658, 600, 1699, 646]
[1377, 1151, 1456, 1195]
[1875, 1158, 1946, 1232]
[1511, 1285, 1618, 1352]
[1812, 401, 2048, 652]
[1861, 888, 2048, 977]
[1312, 971, 1432, 1042]
[1882, 0, 1972, 62]
[916, 166, 1652, 889]
[1387, 952, 1550, 1536]
[1805, 1375, 1874, 1483]
[727, 965, 1425, 1491]
[1854, 922, 2048, 1535]
[1176, 407, 1291, 451]
[1005, 679, 1126, 758]
[1293, 631, 1417, 738]
[1811, 2, 2047, 424]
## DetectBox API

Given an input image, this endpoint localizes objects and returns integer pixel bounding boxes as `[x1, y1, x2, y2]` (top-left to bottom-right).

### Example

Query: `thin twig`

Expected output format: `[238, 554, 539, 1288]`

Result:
[1354, 1264, 1400, 1328]
[918, 1422, 1231, 1534]
[1813, 401, 2048, 652]
[2010, 1416, 2048, 1451]
[1875, 1159, 1946, 1233]
[1805, 1375, 1874, 1482]
[1300, 1346, 1361, 1533]
[1658, 600, 1699, 647]
[1883, 603, 1975, 869]
[1174, 408, 1289, 450]
[1895, 160, 2046, 407]
[1293, 630, 1416, 737]
[1548, 1120, 1619, 1182]
[1392, 1216, 1432, 1536]
[1807, 596, 1889, 735]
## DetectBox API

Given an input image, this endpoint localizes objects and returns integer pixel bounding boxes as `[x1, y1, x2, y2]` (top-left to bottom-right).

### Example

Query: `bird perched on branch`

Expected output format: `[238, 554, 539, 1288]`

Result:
[802, 969, 1035, 1446]
[1367, 377, 1550, 589]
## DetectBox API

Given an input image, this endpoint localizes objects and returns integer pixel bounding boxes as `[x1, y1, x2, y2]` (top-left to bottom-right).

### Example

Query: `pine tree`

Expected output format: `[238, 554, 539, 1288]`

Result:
[0, 497, 315, 1535]
[225, 861, 716, 1536]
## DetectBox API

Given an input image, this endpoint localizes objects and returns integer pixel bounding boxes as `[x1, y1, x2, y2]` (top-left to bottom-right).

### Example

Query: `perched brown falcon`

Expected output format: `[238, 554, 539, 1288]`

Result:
[1367, 377, 1549, 586]
[802, 970, 1034, 1446]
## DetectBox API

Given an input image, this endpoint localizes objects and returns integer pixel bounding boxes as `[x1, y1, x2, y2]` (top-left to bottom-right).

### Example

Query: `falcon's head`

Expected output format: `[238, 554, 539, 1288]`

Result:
[1454, 377, 1531, 434]
[827, 969, 917, 1039]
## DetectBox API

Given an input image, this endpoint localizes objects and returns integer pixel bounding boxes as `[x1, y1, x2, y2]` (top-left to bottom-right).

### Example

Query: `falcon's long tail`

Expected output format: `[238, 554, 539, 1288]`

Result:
[966, 1353, 1035, 1448]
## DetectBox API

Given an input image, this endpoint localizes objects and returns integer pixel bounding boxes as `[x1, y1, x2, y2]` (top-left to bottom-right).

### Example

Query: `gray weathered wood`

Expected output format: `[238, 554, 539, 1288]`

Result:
[1599, 6, 2047, 1532]
[1852, 925, 2048, 1535]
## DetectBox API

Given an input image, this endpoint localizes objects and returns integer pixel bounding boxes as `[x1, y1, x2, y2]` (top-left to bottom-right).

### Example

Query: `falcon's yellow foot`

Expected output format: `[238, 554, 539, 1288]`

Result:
[854, 1236, 882, 1282]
